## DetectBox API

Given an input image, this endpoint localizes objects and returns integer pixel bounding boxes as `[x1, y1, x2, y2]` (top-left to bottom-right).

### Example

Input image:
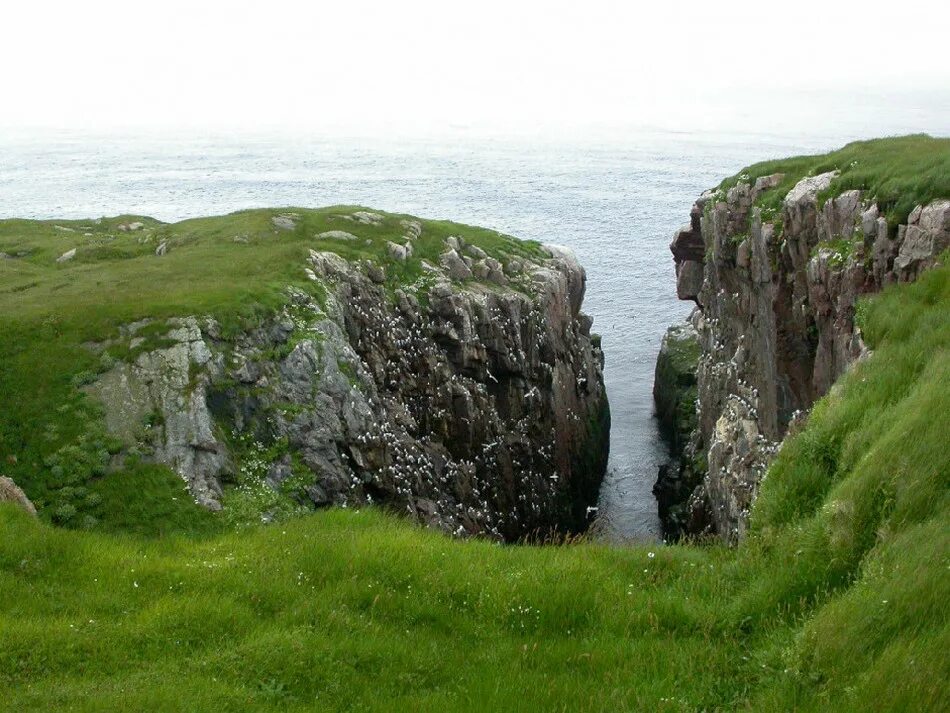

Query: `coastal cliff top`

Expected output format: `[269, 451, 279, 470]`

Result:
[713, 134, 950, 228]
[0, 206, 550, 331]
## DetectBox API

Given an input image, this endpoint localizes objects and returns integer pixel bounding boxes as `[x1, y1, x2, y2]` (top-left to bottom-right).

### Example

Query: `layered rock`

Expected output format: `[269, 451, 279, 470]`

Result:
[87, 238, 608, 541]
[659, 174, 949, 542]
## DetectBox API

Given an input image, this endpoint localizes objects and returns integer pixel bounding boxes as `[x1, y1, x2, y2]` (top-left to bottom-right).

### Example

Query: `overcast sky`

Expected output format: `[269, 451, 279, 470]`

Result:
[4, 0, 949, 136]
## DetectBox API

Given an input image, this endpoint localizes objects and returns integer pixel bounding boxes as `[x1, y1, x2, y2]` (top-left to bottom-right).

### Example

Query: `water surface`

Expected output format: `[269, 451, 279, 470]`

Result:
[0, 127, 907, 540]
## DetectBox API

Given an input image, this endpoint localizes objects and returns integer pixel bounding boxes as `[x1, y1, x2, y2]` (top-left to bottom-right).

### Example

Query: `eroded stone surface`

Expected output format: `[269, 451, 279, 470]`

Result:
[659, 174, 947, 542]
[87, 244, 608, 540]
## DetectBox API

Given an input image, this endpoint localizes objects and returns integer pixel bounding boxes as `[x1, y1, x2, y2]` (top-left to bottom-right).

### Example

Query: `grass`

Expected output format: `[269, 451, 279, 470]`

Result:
[1, 255, 948, 711]
[714, 134, 950, 231]
[0, 207, 545, 531]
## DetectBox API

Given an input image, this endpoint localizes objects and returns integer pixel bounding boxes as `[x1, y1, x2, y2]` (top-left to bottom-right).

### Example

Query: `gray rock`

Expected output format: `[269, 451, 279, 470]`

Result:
[401, 219, 423, 240]
[272, 215, 297, 230]
[118, 221, 145, 232]
[387, 241, 412, 261]
[659, 170, 946, 544]
[366, 263, 387, 284]
[351, 211, 384, 225]
[894, 199, 950, 280]
[440, 249, 473, 281]
[155, 241, 168, 257]
[753, 173, 783, 192]
[484, 257, 507, 285]
[316, 230, 359, 242]
[84, 234, 608, 540]
[0, 476, 37, 517]
[84, 317, 226, 510]
[56, 248, 77, 263]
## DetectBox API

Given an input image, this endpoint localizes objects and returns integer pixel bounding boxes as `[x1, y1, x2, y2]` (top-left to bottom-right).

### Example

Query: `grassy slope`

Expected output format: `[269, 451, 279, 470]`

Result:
[715, 134, 950, 230]
[2, 258, 947, 711]
[0, 207, 544, 530]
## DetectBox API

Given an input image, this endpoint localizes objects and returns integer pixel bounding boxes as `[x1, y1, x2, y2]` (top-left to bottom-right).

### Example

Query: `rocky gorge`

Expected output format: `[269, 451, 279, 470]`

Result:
[45, 210, 612, 541]
[654, 140, 950, 541]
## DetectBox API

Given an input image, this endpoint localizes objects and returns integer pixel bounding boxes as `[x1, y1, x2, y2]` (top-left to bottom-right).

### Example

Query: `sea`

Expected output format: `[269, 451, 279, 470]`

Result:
[1, 118, 945, 541]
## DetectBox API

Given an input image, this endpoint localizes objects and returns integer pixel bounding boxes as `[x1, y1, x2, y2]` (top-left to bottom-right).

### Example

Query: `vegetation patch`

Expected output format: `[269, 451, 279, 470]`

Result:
[717, 134, 950, 231]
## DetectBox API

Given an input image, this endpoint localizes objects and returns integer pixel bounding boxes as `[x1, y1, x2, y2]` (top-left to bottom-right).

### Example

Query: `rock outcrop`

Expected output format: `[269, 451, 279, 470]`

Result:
[651, 324, 702, 539]
[0, 476, 38, 517]
[86, 238, 608, 541]
[658, 173, 949, 542]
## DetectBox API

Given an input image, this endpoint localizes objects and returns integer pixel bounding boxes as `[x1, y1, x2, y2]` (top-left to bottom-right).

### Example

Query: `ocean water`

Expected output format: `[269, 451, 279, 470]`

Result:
[0, 127, 904, 540]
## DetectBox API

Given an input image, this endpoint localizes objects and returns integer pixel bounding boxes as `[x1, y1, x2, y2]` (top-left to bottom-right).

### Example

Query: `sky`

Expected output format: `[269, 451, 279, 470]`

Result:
[4, 0, 950, 137]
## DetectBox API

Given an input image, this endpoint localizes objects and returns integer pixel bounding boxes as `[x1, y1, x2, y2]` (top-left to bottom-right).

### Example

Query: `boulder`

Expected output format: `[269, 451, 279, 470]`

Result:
[56, 248, 77, 263]
[351, 211, 384, 226]
[316, 230, 358, 241]
[387, 241, 410, 261]
[401, 219, 423, 240]
[894, 199, 950, 281]
[440, 249, 473, 281]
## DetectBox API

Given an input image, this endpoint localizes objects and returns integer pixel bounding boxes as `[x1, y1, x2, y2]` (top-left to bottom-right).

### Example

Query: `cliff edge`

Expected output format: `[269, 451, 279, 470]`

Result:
[656, 135, 950, 541]
[0, 208, 608, 540]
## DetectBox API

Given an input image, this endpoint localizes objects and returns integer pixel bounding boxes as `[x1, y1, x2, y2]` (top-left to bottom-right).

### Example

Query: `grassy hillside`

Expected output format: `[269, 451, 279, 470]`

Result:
[2, 256, 947, 711]
[714, 134, 950, 230]
[0, 207, 544, 531]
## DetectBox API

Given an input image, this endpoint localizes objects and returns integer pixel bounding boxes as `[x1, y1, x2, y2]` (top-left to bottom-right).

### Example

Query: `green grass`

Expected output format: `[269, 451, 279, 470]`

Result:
[2, 256, 948, 711]
[715, 134, 950, 231]
[0, 207, 545, 531]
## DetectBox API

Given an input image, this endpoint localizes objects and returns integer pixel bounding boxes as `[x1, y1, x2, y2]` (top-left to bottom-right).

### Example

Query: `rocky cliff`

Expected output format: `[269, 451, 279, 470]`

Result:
[82, 217, 608, 541]
[656, 142, 950, 542]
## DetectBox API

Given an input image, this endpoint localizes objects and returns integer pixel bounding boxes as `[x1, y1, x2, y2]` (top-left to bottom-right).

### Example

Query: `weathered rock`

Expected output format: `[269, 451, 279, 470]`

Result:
[155, 241, 168, 257]
[0, 476, 37, 517]
[56, 248, 77, 263]
[351, 211, 384, 226]
[894, 199, 950, 280]
[387, 241, 410, 261]
[84, 317, 227, 510]
[272, 215, 297, 230]
[658, 172, 946, 543]
[118, 221, 145, 232]
[440, 249, 473, 281]
[87, 244, 609, 541]
[317, 230, 359, 242]
[401, 219, 423, 240]
[366, 263, 386, 284]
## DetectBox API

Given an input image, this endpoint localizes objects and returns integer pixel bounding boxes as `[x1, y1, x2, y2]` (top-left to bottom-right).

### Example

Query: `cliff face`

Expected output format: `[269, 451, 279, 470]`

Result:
[659, 169, 949, 542]
[86, 234, 608, 541]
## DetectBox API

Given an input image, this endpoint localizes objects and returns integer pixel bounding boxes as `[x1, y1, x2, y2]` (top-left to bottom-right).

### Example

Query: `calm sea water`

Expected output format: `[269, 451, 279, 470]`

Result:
[0, 125, 927, 540]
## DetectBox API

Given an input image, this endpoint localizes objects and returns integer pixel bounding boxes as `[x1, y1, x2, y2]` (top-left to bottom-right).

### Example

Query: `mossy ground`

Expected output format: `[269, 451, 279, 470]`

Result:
[0, 207, 544, 531]
[2, 254, 948, 710]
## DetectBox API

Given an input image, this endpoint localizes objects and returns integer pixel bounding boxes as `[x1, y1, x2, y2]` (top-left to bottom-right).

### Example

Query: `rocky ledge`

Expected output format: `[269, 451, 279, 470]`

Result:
[84, 217, 608, 541]
[656, 163, 949, 542]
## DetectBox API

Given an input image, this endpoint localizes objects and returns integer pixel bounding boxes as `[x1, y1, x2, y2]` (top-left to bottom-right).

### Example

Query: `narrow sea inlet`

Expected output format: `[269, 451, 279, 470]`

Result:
[0, 128, 849, 539]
